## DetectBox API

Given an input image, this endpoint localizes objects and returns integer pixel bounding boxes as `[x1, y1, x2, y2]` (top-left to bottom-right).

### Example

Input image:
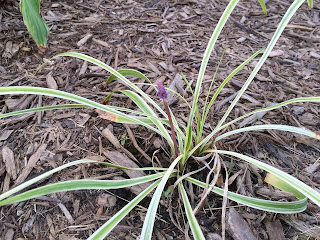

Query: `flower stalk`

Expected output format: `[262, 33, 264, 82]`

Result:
[157, 82, 179, 158]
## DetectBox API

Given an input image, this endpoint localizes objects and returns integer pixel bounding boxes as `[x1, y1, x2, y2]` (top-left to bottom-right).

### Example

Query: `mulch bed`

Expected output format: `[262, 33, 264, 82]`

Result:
[0, 0, 319, 239]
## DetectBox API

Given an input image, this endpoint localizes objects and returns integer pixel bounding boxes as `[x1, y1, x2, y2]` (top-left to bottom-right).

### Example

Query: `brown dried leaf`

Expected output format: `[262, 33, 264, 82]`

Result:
[2, 146, 16, 180]
[0, 130, 14, 141]
[46, 73, 58, 90]
[77, 33, 93, 47]
[103, 150, 149, 195]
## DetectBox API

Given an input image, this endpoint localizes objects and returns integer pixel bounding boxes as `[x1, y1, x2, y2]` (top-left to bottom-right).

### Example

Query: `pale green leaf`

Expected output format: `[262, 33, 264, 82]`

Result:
[186, 177, 307, 213]
[258, 0, 268, 15]
[214, 0, 305, 131]
[179, 182, 205, 240]
[0, 172, 165, 206]
[88, 180, 160, 240]
[215, 124, 320, 142]
[207, 150, 320, 207]
[140, 155, 182, 239]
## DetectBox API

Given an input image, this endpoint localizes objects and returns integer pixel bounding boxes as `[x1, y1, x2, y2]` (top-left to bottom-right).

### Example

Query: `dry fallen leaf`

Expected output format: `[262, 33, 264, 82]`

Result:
[46, 73, 58, 90]
[2, 146, 17, 180]
[268, 49, 284, 57]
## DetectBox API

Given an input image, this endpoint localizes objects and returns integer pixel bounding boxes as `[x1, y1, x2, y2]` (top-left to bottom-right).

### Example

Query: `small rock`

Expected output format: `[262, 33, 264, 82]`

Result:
[300, 112, 319, 126]
[207, 233, 222, 240]
[237, 37, 246, 43]
[97, 193, 117, 207]
[292, 106, 305, 115]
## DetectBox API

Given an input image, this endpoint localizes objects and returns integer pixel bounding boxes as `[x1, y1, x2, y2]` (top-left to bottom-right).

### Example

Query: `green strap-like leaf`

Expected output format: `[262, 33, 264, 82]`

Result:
[307, 0, 313, 8]
[0, 104, 86, 118]
[206, 150, 320, 207]
[20, 0, 49, 49]
[140, 155, 182, 239]
[38, 52, 168, 119]
[88, 180, 160, 240]
[258, 0, 268, 15]
[186, 177, 307, 213]
[265, 173, 305, 199]
[179, 182, 205, 240]
[215, 124, 320, 142]
[0, 158, 168, 202]
[0, 172, 165, 206]
[119, 90, 174, 151]
[199, 48, 263, 138]
[106, 69, 150, 85]
[187, 0, 240, 138]
[0, 86, 167, 140]
[187, 96, 320, 160]
[214, 0, 305, 131]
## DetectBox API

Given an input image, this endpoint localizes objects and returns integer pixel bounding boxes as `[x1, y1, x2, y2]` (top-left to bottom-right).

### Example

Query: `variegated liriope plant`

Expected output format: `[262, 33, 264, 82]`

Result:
[1, 0, 319, 239]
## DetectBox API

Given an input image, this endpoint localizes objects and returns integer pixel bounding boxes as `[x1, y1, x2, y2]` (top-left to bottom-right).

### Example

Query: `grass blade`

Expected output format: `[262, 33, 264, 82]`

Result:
[187, 96, 320, 160]
[0, 159, 92, 201]
[307, 0, 313, 8]
[187, 0, 239, 134]
[215, 124, 320, 142]
[106, 69, 150, 85]
[207, 150, 320, 207]
[258, 0, 268, 15]
[140, 155, 182, 239]
[0, 86, 168, 141]
[0, 104, 86, 118]
[39, 52, 168, 119]
[179, 182, 205, 240]
[200, 48, 263, 137]
[119, 90, 174, 150]
[214, 0, 305, 131]
[0, 173, 165, 206]
[88, 180, 160, 240]
[186, 177, 307, 213]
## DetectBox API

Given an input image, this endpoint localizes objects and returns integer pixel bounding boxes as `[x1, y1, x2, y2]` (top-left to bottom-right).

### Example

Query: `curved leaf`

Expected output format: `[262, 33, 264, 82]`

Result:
[207, 150, 320, 207]
[0, 172, 165, 206]
[215, 124, 320, 142]
[0, 104, 86, 118]
[88, 180, 160, 240]
[258, 0, 268, 15]
[179, 182, 205, 240]
[20, 0, 49, 49]
[186, 177, 307, 213]
[140, 155, 182, 239]
[214, 0, 305, 131]
[106, 69, 150, 85]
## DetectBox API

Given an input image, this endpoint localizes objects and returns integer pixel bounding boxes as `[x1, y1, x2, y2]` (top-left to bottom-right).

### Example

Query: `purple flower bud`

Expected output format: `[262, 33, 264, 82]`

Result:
[157, 81, 167, 99]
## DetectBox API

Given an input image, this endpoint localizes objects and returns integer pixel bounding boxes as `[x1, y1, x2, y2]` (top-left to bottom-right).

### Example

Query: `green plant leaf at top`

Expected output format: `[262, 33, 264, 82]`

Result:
[258, 0, 268, 15]
[106, 69, 150, 85]
[20, 0, 49, 50]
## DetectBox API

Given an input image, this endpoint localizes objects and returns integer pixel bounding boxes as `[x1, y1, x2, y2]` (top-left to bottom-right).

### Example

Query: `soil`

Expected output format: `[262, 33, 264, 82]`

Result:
[0, 0, 320, 239]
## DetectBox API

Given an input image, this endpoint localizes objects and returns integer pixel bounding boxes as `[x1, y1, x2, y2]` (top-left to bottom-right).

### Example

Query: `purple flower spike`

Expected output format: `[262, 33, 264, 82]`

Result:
[157, 81, 167, 99]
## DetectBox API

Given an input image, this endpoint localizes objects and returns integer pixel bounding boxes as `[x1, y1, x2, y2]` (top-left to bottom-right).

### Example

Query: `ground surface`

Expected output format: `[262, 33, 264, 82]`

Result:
[0, 0, 320, 239]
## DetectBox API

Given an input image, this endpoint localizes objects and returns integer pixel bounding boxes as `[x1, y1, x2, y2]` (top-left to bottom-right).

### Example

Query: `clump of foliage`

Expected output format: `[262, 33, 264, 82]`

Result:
[1, 0, 319, 239]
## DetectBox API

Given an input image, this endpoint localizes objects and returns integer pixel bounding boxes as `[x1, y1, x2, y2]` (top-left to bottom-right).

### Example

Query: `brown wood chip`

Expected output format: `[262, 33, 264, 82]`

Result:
[227, 208, 257, 240]
[15, 144, 47, 186]
[266, 219, 285, 240]
[103, 150, 150, 195]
